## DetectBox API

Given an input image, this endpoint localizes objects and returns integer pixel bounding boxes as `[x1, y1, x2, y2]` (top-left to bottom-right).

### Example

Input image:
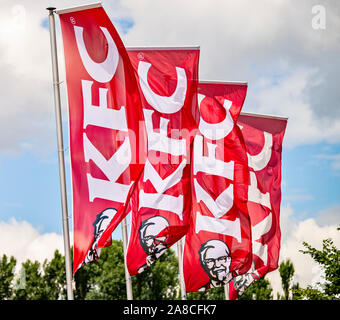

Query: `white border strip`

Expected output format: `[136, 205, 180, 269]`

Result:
[56, 2, 102, 15]
[127, 46, 200, 51]
[200, 80, 248, 85]
[240, 111, 288, 121]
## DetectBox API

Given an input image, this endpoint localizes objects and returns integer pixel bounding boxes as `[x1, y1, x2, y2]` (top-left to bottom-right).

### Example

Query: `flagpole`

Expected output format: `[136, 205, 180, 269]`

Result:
[47, 7, 74, 300]
[224, 284, 229, 300]
[177, 239, 187, 300]
[121, 218, 133, 300]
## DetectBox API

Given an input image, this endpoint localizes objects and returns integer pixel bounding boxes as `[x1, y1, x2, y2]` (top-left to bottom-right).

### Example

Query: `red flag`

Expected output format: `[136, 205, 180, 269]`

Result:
[228, 112, 287, 299]
[125, 47, 199, 275]
[182, 82, 252, 293]
[58, 5, 146, 273]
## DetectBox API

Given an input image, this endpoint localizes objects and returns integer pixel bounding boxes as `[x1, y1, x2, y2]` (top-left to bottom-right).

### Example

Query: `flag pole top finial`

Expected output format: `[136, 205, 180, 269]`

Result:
[46, 7, 56, 12]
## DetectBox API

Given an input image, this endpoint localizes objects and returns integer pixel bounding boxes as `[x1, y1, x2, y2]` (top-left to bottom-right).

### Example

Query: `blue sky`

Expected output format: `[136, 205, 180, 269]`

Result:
[0, 152, 65, 234]
[0, 0, 339, 297]
[1, 139, 338, 234]
[282, 143, 340, 219]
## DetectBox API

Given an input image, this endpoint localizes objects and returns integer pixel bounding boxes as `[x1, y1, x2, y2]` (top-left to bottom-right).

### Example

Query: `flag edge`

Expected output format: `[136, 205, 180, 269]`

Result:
[127, 46, 200, 51]
[240, 112, 288, 121]
[56, 2, 102, 15]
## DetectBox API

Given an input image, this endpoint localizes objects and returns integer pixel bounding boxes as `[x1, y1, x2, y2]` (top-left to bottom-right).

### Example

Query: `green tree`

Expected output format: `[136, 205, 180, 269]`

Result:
[2, 241, 182, 300]
[186, 286, 225, 300]
[132, 248, 179, 300]
[291, 282, 300, 300]
[74, 256, 96, 300]
[83, 240, 127, 299]
[205, 286, 225, 299]
[13, 260, 44, 299]
[239, 276, 273, 300]
[187, 275, 274, 300]
[74, 240, 180, 300]
[42, 250, 67, 300]
[0, 254, 16, 300]
[278, 259, 295, 300]
[12, 251, 68, 300]
[294, 228, 340, 300]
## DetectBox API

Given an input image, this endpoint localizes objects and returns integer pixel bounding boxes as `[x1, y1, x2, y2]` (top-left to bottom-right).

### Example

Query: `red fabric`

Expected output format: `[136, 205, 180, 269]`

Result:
[182, 82, 252, 293]
[125, 48, 199, 275]
[228, 113, 287, 299]
[58, 6, 146, 274]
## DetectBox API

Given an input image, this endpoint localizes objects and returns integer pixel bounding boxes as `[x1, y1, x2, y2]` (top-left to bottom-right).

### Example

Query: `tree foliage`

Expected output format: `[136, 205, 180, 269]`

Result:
[74, 240, 180, 300]
[1, 229, 338, 300]
[42, 250, 67, 299]
[132, 248, 179, 300]
[278, 259, 295, 300]
[0, 241, 179, 300]
[80, 241, 127, 300]
[13, 260, 45, 299]
[186, 284, 225, 300]
[239, 276, 273, 300]
[294, 229, 340, 300]
[0, 254, 16, 300]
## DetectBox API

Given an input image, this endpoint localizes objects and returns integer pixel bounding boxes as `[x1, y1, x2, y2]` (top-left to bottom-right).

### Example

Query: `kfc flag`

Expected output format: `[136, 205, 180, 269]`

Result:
[182, 82, 252, 293]
[228, 112, 287, 299]
[58, 4, 146, 273]
[126, 47, 199, 275]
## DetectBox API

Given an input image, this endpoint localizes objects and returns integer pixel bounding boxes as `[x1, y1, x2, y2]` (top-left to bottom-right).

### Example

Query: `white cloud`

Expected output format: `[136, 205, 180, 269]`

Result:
[121, 0, 340, 147]
[247, 67, 340, 148]
[0, 2, 56, 155]
[266, 204, 340, 298]
[0, 218, 64, 266]
[0, 208, 339, 300]
[316, 205, 340, 227]
[0, 0, 339, 154]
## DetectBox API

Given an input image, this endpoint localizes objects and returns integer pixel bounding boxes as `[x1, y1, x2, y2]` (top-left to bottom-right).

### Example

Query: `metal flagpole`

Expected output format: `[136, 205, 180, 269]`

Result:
[47, 7, 74, 300]
[177, 239, 187, 300]
[224, 284, 229, 300]
[121, 218, 133, 300]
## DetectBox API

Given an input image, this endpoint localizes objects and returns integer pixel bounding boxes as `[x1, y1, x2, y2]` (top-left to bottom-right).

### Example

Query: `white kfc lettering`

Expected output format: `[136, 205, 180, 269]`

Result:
[82, 80, 132, 202]
[75, 26, 132, 204]
[137, 60, 188, 219]
[194, 179, 233, 219]
[195, 212, 241, 243]
[197, 94, 234, 141]
[82, 80, 128, 131]
[194, 97, 239, 240]
[193, 135, 234, 179]
[143, 109, 186, 156]
[138, 61, 187, 114]
[247, 170, 271, 263]
[251, 212, 272, 265]
[139, 159, 186, 219]
[245, 128, 274, 264]
[74, 26, 119, 83]
[247, 131, 272, 171]
[248, 171, 270, 209]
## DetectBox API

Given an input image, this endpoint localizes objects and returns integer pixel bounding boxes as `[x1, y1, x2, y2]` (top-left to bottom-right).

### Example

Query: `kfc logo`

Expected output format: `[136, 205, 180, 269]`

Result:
[198, 239, 232, 291]
[83, 208, 117, 265]
[137, 216, 170, 273]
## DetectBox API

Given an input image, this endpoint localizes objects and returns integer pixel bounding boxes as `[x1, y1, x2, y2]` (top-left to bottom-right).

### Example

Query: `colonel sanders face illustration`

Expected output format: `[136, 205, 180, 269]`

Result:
[198, 239, 232, 290]
[138, 216, 169, 268]
[83, 208, 117, 265]
[92, 208, 117, 243]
